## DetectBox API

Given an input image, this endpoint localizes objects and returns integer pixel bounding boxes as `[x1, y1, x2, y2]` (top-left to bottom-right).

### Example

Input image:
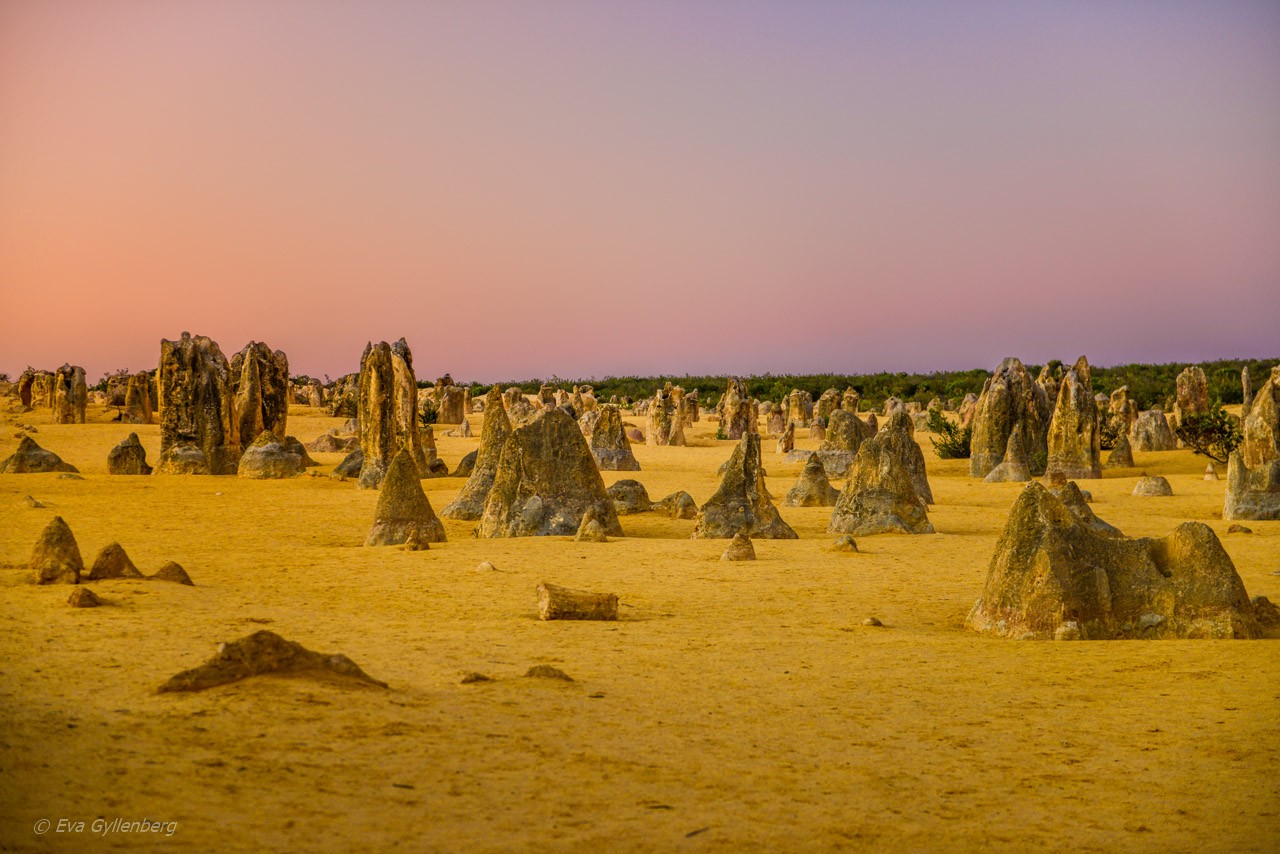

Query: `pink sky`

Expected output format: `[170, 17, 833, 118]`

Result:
[1, 1, 1277, 383]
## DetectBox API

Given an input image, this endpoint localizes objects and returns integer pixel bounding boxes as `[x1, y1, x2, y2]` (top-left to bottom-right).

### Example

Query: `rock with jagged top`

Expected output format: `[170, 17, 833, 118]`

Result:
[720, 531, 756, 561]
[107, 432, 152, 475]
[158, 630, 387, 692]
[1129, 409, 1177, 452]
[589, 405, 640, 471]
[694, 433, 796, 540]
[607, 479, 652, 515]
[776, 421, 795, 454]
[1045, 475, 1121, 537]
[1, 436, 79, 474]
[356, 339, 428, 489]
[30, 516, 83, 584]
[984, 430, 1033, 483]
[1105, 433, 1135, 469]
[158, 332, 240, 474]
[966, 482, 1260, 640]
[875, 410, 933, 504]
[442, 387, 512, 520]
[437, 385, 467, 425]
[86, 542, 144, 580]
[1173, 366, 1209, 429]
[784, 453, 840, 507]
[124, 371, 155, 424]
[718, 379, 753, 440]
[1241, 366, 1279, 469]
[653, 490, 698, 519]
[231, 342, 290, 447]
[828, 425, 935, 537]
[1045, 356, 1101, 479]
[478, 409, 623, 538]
[333, 448, 364, 479]
[812, 409, 874, 477]
[969, 357, 1050, 479]
[574, 508, 610, 542]
[646, 390, 673, 447]
[365, 449, 447, 546]
[786, 389, 813, 428]
[52, 364, 88, 424]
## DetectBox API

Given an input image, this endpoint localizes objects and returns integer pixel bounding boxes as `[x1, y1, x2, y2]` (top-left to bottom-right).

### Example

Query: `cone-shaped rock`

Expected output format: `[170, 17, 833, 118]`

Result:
[442, 387, 512, 520]
[828, 428, 935, 537]
[1045, 357, 1102, 479]
[969, 357, 1050, 479]
[107, 432, 152, 474]
[784, 453, 840, 507]
[158, 332, 240, 474]
[966, 482, 1259, 639]
[590, 405, 640, 471]
[0, 436, 79, 474]
[478, 409, 623, 538]
[158, 630, 387, 692]
[31, 516, 83, 584]
[984, 430, 1032, 483]
[875, 410, 933, 504]
[720, 531, 756, 561]
[693, 434, 796, 539]
[1204, 463, 1218, 481]
[151, 562, 195, 585]
[86, 542, 144, 580]
[366, 449, 447, 546]
[1105, 433, 1135, 469]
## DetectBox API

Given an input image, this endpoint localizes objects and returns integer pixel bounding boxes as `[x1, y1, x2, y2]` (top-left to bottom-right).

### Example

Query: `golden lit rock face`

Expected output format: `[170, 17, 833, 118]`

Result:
[479, 409, 622, 538]
[0, 436, 79, 474]
[157, 332, 239, 475]
[783, 453, 839, 508]
[230, 342, 290, 445]
[365, 449, 446, 547]
[1174, 365, 1210, 427]
[828, 420, 934, 537]
[969, 357, 1050, 479]
[696, 433, 796, 540]
[30, 516, 83, 585]
[1046, 356, 1102, 480]
[442, 387, 513, 521]
[968, 482, 1259, 640]
[1241, 366, 1280, 469]
[356, 339, 426, 490]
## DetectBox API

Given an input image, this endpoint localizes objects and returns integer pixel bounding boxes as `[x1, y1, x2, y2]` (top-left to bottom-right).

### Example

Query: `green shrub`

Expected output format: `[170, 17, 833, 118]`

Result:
[927, 409, 971, 459]
[1174, 404, 1241, 464]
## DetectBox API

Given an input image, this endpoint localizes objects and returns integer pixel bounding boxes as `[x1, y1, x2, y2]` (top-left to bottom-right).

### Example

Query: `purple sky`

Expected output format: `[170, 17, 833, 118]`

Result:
[1, 0, 1277, 383]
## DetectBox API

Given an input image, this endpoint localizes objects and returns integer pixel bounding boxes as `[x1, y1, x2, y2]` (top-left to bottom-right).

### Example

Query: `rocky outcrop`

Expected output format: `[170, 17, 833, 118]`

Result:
[693, 433, 796, 540]
[365, 449, 447, 546]
[646, 390, 673, 447]
[0, 436, 79, 474]
[720, 531, 756, 561]
[125, 371, 154, 424]
[1104, 433, 1135, 469]
[231, 342, 290, 445]
[966, 482, 1260, 639]
[437, 385, 467, 424]
[653, 490, 698, 519]
[970, 357, 1049, 479]
[1133, 475, 1173, 497]
[776, 422, 795, 454]
[784, 453, 840, 507]
[607, 479, 652, 514]
[441, 387, 512, 520]
[86, 542, 144, 580]
[1241, 366, 1279, 469]
[107, 432, 152, 475]
[983, 431, 1032, 483]
[1173, 366, 1209, 428]
[356, 339, 427, 489]
[31, 516, 83, 584]
[1045, 356, 1101, 479]
[1129, 410, 1177, 452]
[478, 409, 622, 538]
[52, 364, 88, 424]
[157, 332, 239, 474]
[1224, 451, 1280, 521]
[875, 410, 933, 504]
[158, 631, 387, 692]
[786, 389, 813, 428]
[305, 431, 359, 454]
[718, 379, 753, 440]
[237, 431, 308, 479]
[589, 405, 640, 471]
[808, 409, 874, 477]
[828, 423, 935, 536]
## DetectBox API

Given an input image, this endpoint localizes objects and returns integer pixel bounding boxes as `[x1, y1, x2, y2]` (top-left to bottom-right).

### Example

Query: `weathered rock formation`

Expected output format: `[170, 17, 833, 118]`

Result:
[356, 339, 427, 489]
[442, 387, 512, 520]
[31, 516, 83, 584]
[1241, 366, 1279, 469]
[1129, 409, 1177, 452]
[776, 422, 795, 454]
[158, 631, 387, 692]
[966, 482, 1260, 639]
[1173, 366, 1210, 428]
[970, 357, 1049, 479]
[588, 405, 640, 471]
[784, 453, 840, 507]
[365, 449, 447, 546]
[810, 409, 874, 477]
[306, 431, 359, 454]
[1133, 475, 1173, 497]
[646, 390, 673, 447]
[984, 431, 1032, 483]
[231, 342, 290, 445]
[607, 479, 652, 514]
[653, 490, 698, 519]
[237, 431, 308, 478]
[720, 531, 756, 561]
[693, 433, 796, 540]
[125, 371, 155, 424]
[787, 389, 813, 427]
[86, 542, 144, 580]
[875, 410, 933, 504]
[52, 364, 88, 424]
[828, 423, 935, 536]
[1104, 433, 1134, 469]
[1224, 451, 1280, 521]
[0, 436, 79, 474]
[157, 332, 239, 474]
[718, 379, 753, 440]
[107, 432, 152, 474]
[1045, 356, 1101, 479]
[478, 409, 622, 538]
[437, 385, 467, 424]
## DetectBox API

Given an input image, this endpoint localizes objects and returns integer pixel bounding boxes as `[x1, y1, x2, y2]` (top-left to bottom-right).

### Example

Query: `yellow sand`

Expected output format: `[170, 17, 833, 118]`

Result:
[1, 404, 1277, 852]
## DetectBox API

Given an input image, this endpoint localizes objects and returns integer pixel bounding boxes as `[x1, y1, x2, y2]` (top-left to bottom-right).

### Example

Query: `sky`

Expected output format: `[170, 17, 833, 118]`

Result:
[1, 0, 1277, 384]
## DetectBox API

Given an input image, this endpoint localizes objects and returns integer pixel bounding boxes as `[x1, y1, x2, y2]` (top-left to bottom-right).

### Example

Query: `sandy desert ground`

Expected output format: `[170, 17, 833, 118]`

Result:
[1, 402, 1277, 852]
